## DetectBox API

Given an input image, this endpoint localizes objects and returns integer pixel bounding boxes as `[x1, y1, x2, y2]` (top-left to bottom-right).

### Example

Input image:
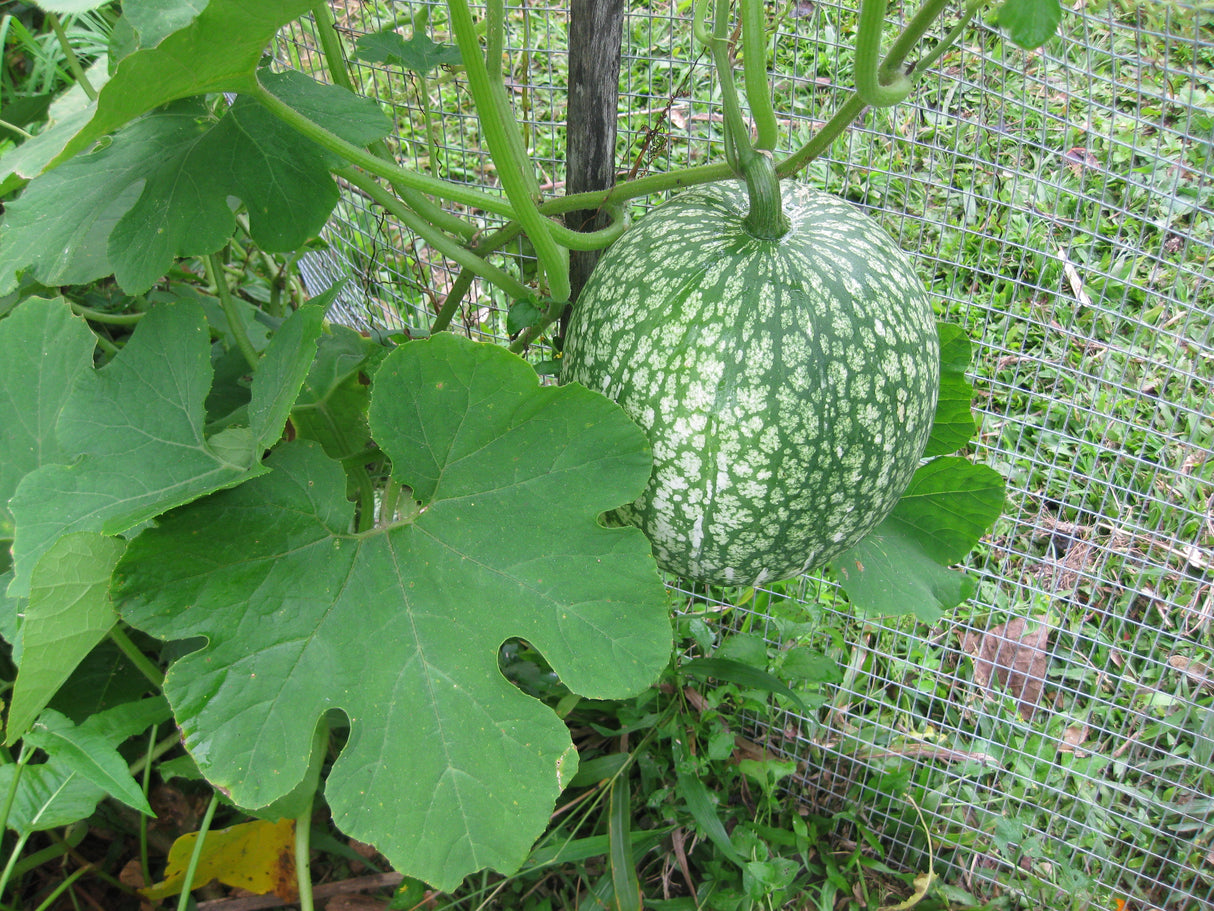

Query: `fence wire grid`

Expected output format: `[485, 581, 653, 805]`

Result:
[280, 2, 1214, 908]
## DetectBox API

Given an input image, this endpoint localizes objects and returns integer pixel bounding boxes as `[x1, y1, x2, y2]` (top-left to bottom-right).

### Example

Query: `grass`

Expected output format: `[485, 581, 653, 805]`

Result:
[0, 3, 114, 147]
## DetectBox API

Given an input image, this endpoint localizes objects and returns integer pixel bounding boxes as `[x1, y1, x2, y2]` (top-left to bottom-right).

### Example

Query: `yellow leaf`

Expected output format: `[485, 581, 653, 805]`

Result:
[141, 817, 297, 901]
[876, 869, 936, 911]
[876, 793, 936, 911]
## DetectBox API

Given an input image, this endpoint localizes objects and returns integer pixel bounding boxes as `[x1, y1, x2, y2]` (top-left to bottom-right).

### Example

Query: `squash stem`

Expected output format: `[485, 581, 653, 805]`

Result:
[251, 77, 517, 219]
[446, 0, 570, 301]
[906, 0, 987, 81]
[551, 162, 735, 214]
[312, 3, 475, 240]
[776, 93, 865, 178]
[337, 167, 534, 302]
[880, 0, 956, 85]
[740, 152, 790, 241]
[698, 0, 788, 241]
[777, 0, 975, 178]
[696, 0, 753, 173]
[484, 0, 541, 199]
[310, 2, 356, 93]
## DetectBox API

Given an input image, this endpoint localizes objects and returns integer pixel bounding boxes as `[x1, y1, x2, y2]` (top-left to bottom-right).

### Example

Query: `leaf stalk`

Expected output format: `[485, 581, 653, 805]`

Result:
[698, 0, 788, 239]
[740, 0, 778, 151]
[205, 253, 260, 371]
[108, 626, 166, 690]
[252, 77, 518, 220]
[336, 167, 534, 303]
[445, 0, 570, 301]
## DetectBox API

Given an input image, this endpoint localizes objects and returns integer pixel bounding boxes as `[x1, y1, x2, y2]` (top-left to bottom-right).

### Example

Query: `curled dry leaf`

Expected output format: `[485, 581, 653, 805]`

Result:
[1064, 146, 1101, 175]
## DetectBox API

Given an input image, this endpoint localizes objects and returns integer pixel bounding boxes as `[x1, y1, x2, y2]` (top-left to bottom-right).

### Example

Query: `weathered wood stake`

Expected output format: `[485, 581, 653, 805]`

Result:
[564, 0, 625, 323]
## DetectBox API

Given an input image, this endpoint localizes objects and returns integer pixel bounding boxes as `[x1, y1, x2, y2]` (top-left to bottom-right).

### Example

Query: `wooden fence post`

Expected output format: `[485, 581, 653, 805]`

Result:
[564, 0, 625, 322]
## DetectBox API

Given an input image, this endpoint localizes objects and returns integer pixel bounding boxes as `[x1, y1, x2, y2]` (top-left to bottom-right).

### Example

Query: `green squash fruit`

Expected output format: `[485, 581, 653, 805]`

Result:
[561, 180, 940, 586]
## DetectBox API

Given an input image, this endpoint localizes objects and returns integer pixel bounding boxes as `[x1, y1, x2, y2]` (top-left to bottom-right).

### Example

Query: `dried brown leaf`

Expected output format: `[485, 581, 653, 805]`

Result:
[962, 618, 1051, 720]
[1169, 655, 1214, 691]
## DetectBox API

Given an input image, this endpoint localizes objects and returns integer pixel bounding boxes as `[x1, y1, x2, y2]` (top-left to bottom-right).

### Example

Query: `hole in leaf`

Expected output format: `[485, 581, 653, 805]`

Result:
[498, 639, 565, 703]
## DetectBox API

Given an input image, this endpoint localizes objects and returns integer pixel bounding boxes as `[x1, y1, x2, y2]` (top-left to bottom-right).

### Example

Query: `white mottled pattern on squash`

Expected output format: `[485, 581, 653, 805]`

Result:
[562, 181, 940, 587]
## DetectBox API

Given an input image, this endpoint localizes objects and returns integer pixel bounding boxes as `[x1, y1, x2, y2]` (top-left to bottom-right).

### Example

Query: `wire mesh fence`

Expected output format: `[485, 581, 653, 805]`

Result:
[279, 2, 1214, 907]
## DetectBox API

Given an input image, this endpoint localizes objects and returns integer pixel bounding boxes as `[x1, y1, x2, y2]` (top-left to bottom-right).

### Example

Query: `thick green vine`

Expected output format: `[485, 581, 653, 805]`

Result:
[855, 0, 914, 107]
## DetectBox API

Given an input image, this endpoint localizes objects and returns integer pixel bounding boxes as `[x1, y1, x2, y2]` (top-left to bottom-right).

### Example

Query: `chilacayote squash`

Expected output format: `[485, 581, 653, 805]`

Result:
[561, 179, 940, 587]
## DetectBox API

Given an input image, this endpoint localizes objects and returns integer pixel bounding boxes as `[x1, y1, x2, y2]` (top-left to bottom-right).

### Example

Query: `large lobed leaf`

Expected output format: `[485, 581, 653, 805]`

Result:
[53, 0, 316, 164]
[832, 457, 1005, 621]
[113, 333, 672, 890]
[7, 298, 323, 597]
[0, 73, 391, 294]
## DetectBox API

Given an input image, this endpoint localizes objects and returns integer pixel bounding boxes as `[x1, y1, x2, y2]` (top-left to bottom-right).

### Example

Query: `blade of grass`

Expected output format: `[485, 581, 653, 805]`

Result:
[176, 792, 219, 911]
[608, 776, 641, 911]
[674, 768, 744, 868]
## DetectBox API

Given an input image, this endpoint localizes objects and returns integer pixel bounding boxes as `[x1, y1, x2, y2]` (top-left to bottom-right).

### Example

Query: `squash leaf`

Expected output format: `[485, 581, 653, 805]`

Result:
[0, 57, 108, 192]
[354, 26, 463, 76]
[7, 299, 323, 597]
[0, 298, 96, 541]
[51, 0, 316, 165]
[123, 0, 209, 50]
[0, 73, 391, 294]
[113, 333, 671, 890]
[6, 533, 127, 744]
[923, 322, 977, 458]
[888, 457, 1006, 566]
[832, 458, 1005, 621]
[288, 324, 385, 460]
[997, 0, 1063, 50]
[835, 320, 1004, 620]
